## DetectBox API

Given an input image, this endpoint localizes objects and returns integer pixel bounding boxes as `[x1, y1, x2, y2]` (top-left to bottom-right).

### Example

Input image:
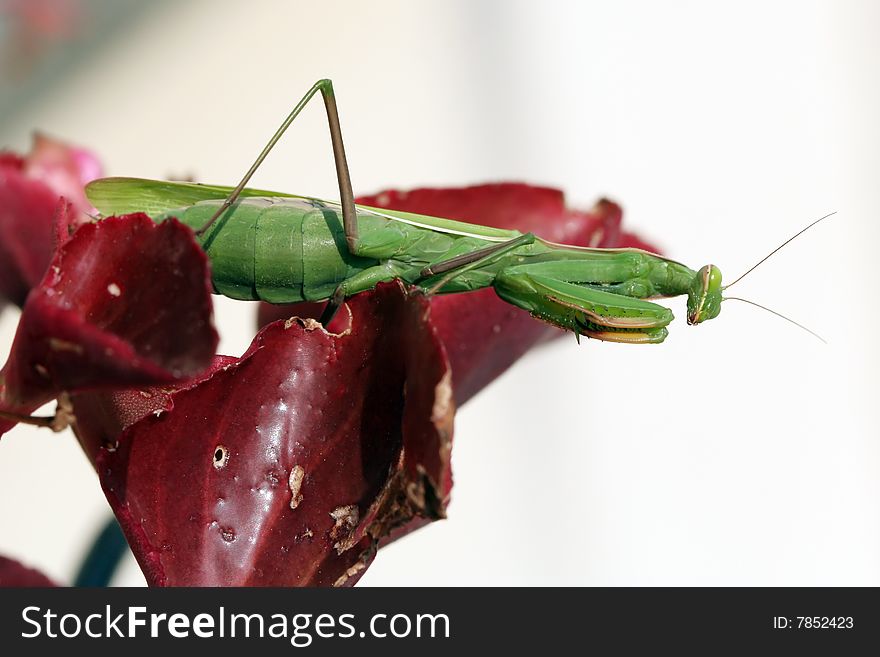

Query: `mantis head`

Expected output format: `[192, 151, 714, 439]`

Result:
[687, 264, 723, 325]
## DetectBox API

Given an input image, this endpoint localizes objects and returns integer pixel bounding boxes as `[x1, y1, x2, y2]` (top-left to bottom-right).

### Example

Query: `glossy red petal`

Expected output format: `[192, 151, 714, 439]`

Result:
[0, 555, 58, 587]
[0, 214, 217, 435]
[259, 186, 659, 404]
[96, 283, 452, 586]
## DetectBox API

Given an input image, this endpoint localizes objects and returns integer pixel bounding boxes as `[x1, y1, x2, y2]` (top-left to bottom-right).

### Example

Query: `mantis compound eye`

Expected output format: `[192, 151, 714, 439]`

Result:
[687, 265, 723, 325]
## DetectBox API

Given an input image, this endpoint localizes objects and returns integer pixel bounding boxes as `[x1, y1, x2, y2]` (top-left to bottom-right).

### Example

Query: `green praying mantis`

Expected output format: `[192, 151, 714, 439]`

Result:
[85, 79, 829, 344]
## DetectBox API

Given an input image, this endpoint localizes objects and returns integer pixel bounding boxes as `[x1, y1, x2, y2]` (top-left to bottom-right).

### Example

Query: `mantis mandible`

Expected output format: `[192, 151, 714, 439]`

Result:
[85, 79, 826, 344]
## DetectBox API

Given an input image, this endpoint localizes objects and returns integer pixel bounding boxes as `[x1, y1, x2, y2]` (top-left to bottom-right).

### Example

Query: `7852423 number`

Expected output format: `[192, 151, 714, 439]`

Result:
[797, 617, 854, 629]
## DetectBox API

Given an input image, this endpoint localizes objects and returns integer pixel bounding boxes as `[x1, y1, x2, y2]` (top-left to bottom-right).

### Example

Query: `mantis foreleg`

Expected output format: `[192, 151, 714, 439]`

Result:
[494, 263, 674, 343]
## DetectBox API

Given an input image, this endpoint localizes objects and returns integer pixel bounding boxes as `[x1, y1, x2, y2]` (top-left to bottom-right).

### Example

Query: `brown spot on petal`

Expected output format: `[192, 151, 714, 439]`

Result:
[48, 338, 84, 354]
[332, 559, 367, 587]
[431, 370, 454, 447]
[300, 318, 323, 331]
[329, 504, 360, 553]
[51, 393, 75, 432]
[288, 465, 305, 510]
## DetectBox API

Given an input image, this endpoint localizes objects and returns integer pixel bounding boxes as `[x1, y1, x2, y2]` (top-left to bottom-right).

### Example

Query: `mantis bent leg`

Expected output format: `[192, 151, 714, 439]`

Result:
[321, 233, 537, 326]
[494, 263, 674, 343]
[418, 233, 537, 294]
[419, 233, 535, 278]
[318, 261, 412, 326]
[198, 79, 358, 252]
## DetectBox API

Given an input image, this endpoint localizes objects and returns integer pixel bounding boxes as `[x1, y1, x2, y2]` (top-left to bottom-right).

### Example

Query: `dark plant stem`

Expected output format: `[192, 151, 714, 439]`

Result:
[74, 516, 128, 587]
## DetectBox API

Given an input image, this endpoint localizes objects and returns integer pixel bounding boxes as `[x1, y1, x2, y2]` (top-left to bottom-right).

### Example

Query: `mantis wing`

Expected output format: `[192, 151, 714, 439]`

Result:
[86, 177, 521, 242]
[85, 177, 300, 216]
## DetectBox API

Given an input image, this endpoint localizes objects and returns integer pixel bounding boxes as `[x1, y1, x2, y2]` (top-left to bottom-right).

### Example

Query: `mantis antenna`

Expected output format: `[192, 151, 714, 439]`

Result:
[723, 296, 827, 344]
[723, 211, 836, 290]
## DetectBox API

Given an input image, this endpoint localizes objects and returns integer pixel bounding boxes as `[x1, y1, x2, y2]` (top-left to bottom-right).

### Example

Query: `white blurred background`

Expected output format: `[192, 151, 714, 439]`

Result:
[0, 0, 877, 585]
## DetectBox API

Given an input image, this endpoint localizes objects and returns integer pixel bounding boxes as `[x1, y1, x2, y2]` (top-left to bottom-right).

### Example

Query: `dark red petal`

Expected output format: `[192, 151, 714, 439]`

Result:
[0, 153, 25, 169]
[0, 214, 217, 435]
[72, 355, 239, 466]
[618, 231, 661, 252]
[0, 136, 100, 307]
[260, 186, 659, 404]
[25, 133, 103, 214]
[97, 282, 452, 586]
[357, 185, 623, 246]
[0, 555, 58, 586]
[0, 163, 62, 306]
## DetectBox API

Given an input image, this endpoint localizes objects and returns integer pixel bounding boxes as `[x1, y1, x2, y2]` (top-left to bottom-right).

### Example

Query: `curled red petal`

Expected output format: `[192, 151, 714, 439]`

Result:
[0, 214, 217, 435]
[25, 133, 103, 215]
[0, 162, 62, 306]
[259, 185, 660, 404]
[0, 135, 101, 307]
[95, 282, 452, 586]
[0, 555, 58, 587]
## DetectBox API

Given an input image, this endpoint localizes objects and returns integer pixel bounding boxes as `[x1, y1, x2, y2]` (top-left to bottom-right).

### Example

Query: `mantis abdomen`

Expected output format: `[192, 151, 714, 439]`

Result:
[156, 197, 369, 303]
[155, 196, 501, 304]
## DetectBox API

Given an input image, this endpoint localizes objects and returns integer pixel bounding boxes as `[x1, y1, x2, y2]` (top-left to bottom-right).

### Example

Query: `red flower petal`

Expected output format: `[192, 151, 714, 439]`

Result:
[0, 555, 58, 587]
[0, 135, 101, 307]
[95, 283, 452, 586]
[26, 133, 102, 215]
[0, 162, 63, 307]
[72, 355, 239, 466]
[0, 214, 217, 435]
[618, 231, 662, 251]
[358, 186, 619, 246]
[259, 185, 660, 404]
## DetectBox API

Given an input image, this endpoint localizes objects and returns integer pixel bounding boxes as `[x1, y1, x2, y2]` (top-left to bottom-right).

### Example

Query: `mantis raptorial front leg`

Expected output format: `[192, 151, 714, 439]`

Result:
[495, 270, 672, 344]
[492, 260, 675, 344]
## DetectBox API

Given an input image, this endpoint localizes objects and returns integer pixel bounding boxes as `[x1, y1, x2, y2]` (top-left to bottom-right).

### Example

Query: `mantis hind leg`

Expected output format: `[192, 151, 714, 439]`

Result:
[198, 79, 361, 325]
[197, 78, 359, 252]
[494, 265, 674, 344]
